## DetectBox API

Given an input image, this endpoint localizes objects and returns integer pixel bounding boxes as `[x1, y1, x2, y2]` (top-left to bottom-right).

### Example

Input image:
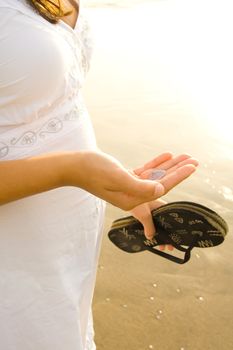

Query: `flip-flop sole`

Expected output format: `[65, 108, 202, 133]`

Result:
[108, 201, 228, 264]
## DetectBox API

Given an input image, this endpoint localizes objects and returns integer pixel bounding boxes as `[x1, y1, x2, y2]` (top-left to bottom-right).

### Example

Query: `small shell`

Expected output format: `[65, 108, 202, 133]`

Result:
[149, 169, 166, 180]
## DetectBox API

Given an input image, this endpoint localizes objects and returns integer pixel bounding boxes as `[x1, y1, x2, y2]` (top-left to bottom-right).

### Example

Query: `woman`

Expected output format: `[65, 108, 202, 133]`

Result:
[0, 1, 198, 349]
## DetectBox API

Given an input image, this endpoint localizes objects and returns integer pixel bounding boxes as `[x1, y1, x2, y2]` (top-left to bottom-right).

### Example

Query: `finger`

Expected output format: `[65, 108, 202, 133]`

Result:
[138, 160, 197, 195]
[149, 202, 174, 250]
[134, 152, 173, 176]
[138, 154, 197, 180]
[124, 175, 165, 201]
[163, 157, 199, 175]
[142, 152, 173, 170]
[149, 199, 167, 210]
[159, 245, 174, 250]
[155, 154, 192, 171]
[139, 158, 197, 180]
[136, 212, 156, 240]
[160, 164, 197, 194]
[103, 176, 165, 210]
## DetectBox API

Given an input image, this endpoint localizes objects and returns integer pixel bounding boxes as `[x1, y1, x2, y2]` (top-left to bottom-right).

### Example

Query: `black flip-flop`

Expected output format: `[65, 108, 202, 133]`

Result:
[108, 201, 228, 264]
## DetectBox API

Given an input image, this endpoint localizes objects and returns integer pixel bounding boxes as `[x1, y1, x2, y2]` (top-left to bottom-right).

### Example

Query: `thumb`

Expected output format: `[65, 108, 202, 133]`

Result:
[131, 177, 165, 201]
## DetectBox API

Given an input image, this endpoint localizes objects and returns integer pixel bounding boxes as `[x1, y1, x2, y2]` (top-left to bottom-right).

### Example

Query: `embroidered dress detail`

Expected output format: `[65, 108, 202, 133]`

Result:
[0, 95, 88, 159]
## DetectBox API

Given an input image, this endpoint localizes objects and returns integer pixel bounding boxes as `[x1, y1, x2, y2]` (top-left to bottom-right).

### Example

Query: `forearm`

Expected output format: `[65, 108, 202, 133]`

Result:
[0, 152, 78, 205]
[0, 150, 198, 210]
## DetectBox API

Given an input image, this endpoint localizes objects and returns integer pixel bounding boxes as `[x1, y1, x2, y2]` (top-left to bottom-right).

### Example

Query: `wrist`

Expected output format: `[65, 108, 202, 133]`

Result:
[58, 151, 85, 187]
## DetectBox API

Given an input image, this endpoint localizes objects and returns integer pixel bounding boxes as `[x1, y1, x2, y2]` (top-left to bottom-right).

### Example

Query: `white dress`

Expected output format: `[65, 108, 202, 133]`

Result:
[0, 1, 105, 349]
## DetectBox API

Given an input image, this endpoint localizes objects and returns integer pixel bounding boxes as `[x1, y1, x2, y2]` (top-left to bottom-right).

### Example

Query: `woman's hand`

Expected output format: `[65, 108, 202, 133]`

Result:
[64, 150, 198, 211]
[0, 150, 162, 206]
[130, 152, 199, 248]
[0, 150, 197, 208]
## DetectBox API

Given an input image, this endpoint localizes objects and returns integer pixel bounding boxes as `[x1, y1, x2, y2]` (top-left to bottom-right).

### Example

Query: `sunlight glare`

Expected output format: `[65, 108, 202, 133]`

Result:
[134, 0, 233, 143]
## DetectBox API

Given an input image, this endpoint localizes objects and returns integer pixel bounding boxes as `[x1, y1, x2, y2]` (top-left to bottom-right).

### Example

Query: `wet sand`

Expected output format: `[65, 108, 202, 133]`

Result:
[83, 2, 233, 349]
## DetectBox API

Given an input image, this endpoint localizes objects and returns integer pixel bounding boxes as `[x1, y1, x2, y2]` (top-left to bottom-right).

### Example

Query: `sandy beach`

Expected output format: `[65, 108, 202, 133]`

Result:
[83, 1, 233, 349]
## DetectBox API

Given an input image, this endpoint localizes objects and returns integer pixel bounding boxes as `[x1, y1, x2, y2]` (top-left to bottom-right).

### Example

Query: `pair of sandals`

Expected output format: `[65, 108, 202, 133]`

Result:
[108, 201, 228, 264]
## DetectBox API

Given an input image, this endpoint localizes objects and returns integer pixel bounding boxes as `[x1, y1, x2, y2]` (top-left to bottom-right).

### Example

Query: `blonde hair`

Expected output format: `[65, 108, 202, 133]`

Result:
[26, 0, 77, 23]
